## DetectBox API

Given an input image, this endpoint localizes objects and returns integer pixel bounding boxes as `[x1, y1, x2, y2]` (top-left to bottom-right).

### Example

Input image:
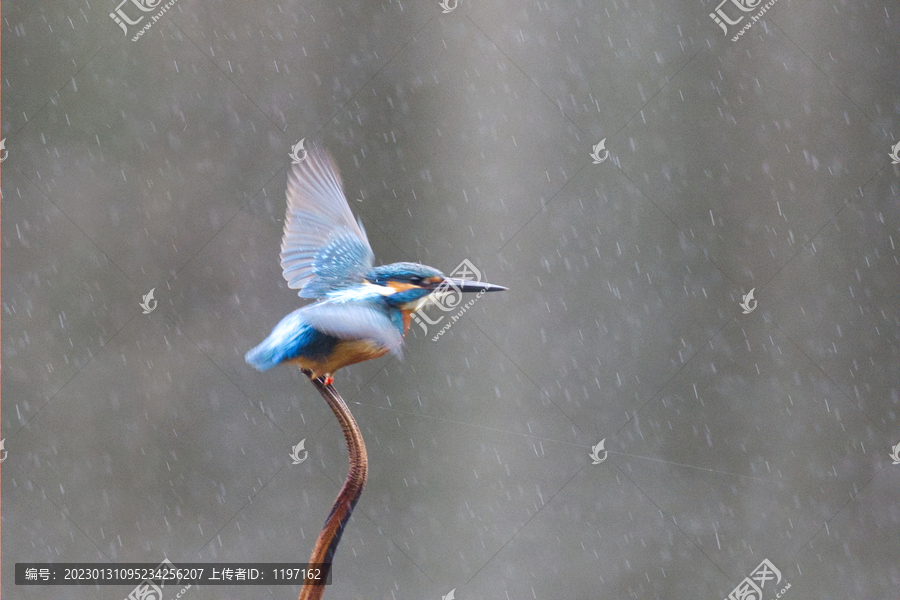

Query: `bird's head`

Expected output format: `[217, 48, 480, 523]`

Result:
[365, 262, 506, 309]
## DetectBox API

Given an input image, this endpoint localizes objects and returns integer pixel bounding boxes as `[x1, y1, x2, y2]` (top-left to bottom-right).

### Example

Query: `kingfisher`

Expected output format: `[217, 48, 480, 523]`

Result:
[245, 144, 506, 384]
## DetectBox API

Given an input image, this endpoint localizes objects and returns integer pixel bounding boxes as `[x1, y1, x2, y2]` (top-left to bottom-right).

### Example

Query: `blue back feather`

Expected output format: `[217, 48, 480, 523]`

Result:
[245, 309, 338, 371]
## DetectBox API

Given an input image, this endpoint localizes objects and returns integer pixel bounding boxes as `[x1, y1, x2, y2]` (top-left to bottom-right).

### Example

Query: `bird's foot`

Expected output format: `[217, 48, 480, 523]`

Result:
[300, 368, 333, 386]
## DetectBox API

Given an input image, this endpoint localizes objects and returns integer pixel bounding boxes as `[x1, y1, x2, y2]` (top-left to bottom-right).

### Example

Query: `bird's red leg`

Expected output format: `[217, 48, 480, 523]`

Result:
[299, 368, 333, 387]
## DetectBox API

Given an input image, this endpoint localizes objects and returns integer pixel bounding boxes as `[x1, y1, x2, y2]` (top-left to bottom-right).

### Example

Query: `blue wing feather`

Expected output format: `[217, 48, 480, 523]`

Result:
[280, 145, 375, 298]
[304, 302, 403, 358]
[244, 301, 404, 371]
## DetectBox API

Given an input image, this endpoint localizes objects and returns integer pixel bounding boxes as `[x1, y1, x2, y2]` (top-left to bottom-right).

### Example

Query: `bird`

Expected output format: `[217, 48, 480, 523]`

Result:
[245, 144, 506, 385]
[248, 144, 505, 600]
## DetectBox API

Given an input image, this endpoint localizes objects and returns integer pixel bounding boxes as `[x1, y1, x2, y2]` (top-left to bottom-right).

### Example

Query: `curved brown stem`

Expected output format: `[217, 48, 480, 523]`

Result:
[298, 373, 368, 600]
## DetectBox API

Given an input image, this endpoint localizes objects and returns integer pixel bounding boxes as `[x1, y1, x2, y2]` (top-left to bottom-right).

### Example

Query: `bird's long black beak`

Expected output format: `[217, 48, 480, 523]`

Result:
[442, 278, 507, 293]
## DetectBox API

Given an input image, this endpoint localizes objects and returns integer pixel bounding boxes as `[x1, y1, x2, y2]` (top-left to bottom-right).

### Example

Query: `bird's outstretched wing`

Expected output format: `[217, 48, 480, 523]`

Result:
[280, 144, 375, 298]
[303, 303, 403, 358]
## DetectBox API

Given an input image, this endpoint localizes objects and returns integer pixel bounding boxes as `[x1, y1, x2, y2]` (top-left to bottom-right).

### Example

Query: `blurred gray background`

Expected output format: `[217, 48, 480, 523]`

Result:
[2, 0, 899, 598]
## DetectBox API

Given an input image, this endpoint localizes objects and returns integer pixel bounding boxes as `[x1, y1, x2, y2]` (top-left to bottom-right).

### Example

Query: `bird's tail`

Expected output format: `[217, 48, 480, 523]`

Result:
[244, 340, 282, 371]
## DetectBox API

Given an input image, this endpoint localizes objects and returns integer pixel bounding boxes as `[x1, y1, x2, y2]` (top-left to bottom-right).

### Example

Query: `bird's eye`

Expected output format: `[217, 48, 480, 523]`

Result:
[410, 276, 424, 285]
